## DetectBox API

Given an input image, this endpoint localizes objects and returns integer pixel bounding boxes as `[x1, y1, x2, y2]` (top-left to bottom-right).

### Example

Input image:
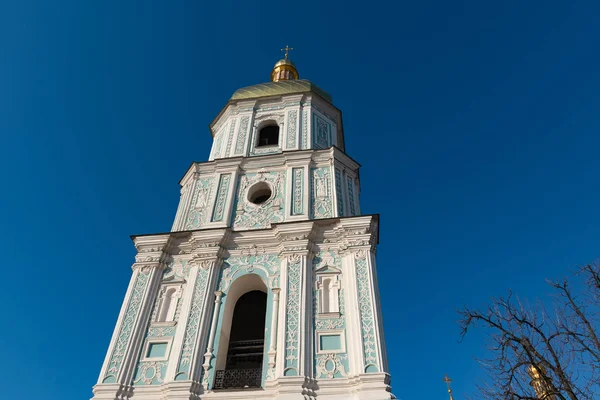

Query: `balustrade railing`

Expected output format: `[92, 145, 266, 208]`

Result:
[214, 368, 262, 389]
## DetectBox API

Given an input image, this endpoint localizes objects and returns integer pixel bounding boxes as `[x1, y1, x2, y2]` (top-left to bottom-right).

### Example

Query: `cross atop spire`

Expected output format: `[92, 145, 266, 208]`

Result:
[443, 375, 455, 400]
[281, 45, 294, 59]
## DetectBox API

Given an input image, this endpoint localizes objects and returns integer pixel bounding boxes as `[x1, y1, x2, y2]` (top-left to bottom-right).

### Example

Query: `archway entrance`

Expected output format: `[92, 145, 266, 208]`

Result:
[215, 290, 267, 389]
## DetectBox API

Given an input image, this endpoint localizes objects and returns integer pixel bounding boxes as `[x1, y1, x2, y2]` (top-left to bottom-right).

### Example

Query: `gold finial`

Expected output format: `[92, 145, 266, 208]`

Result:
[270, 46, 299, 82]
[281, 45, 294, 59]
[443, 375, 455, 400]
[528, 365, 556, 399]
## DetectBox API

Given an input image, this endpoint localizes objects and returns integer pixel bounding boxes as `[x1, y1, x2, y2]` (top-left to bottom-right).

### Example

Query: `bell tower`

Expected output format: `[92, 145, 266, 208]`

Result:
[92, 51, 394, 400]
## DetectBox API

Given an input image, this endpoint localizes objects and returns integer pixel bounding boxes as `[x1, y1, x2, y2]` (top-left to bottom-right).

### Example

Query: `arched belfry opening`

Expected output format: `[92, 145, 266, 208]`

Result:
[214, 274, 268, 390]
[226, 291, 267, 369]
[257, 124, 279, 147]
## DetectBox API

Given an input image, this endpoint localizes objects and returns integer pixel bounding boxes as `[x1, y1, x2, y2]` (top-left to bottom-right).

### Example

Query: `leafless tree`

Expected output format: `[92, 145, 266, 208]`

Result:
[459, 262, 600, 399]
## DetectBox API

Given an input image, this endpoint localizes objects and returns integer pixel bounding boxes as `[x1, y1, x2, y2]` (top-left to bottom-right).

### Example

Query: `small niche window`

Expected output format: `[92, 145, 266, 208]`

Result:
[155, 285, 182, 324]
[316, 267, 341, 315]
[248, 181, 273, 205]
[257, 124, 279, 147]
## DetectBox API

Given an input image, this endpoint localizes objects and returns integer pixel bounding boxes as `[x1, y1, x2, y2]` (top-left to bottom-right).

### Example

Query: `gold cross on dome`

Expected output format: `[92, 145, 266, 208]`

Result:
[443, 375, 454, 400]
[281, 45, 294, 59]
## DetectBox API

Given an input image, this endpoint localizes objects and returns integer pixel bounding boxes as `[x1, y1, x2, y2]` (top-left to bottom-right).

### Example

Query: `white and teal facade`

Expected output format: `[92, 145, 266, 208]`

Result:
[92, 59, 393, 400]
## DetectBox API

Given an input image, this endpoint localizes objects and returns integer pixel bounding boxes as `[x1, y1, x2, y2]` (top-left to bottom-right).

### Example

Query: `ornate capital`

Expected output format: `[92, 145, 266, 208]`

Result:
[353, 249, 368, 260]
[286, 253, 303, 264]
[132, 260, 168, 273]
[189, 257, 220, 271]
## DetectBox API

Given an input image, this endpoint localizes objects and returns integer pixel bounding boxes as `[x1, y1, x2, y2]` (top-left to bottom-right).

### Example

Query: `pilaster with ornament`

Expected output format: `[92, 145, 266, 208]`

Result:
[201, 290, 223, 385]
[95, 235, 171, 397]
[283, 95, 302, 151]
[224, 117, 237, 158]
[208, 166, 239, 228]
[274, 222, 316, 380]
[310, 166, 333, 219]
[367, 248, 390, 373]
[232, 112, 253, 157]
[283, 153, 310, 221]
[164, 230, 227, 388]
[338, 216, 385, 374]
[173, 169, 207, 232]
[301, 104, 310, 150]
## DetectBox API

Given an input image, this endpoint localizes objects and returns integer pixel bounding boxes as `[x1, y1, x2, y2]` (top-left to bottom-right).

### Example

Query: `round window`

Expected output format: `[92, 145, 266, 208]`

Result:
[248, 182, 273, 205]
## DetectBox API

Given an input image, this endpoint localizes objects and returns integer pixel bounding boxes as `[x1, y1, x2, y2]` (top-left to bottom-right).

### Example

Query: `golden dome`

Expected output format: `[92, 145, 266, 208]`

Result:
[270, 46, 299, 82]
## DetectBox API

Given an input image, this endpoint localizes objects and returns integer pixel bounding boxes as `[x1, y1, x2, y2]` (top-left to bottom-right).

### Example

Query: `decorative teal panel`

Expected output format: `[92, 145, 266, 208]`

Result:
[211, 174, 232, 222]
[185, 177, 215, 229]
[302, 109, 308, 150]
[320, 335, 341, 351]
[103, 271, 150, 383]
[162, 258, 191, 281]
[232, 171, 285, 230]
[212, 127, 226, 159]
[286, 110, 298, 148]
[225, 118, 237, 157]
[146, 343, 167, 358]
[313, 251, 349, 379]
[312, 113, 331, 149]
[283, 255, 301, 376]
[334, 169, 344, 217]
[174, 267, 211, 380]
[347, 176, 356, 216]
[234, 116, 250, 155]
[133, 360, 168, 386]
[355, 253, 379, 373]
[133, 263, 183, 386]
[291, 168, 303, 216]
[310, 167, 333, 219]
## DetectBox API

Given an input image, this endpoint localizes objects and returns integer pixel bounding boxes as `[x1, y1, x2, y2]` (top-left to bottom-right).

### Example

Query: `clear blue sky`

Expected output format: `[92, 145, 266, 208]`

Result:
[1, 1, 599, 399]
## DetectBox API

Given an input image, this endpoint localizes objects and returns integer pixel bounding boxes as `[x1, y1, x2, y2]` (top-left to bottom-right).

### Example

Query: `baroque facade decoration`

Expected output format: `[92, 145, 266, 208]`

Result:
[92, 54, 393, 400]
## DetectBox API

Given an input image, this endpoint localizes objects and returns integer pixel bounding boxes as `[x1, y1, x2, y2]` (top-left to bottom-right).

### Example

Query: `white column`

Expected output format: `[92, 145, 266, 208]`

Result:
[268, 288, 281, 370]
[202, 290, 224, 386]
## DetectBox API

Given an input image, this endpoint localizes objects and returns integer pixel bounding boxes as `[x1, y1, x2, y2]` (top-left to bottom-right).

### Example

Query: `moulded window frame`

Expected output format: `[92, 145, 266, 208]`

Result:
[141, 337, 173, 362]
[316, 330, 346, 354]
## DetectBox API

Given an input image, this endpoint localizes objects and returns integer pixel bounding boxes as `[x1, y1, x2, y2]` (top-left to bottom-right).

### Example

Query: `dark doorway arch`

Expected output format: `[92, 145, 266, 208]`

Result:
[215, 290, 267, 389]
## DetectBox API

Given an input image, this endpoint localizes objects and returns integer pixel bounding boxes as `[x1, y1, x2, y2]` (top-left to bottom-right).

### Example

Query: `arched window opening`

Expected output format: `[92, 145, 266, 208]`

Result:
[257, 125, 279, 147]
[215, 290, 267, 390]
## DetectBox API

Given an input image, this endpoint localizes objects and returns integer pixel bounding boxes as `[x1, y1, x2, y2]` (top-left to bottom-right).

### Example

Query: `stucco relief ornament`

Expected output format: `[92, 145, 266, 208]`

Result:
[141, 265, 154, 274]
[287, 253, 302, 264]
[194, 188, 209, 209]
[233, 171, 285, 229]
[192, 258, 217, 270]
[240, 244, 265, 257]
[354, 249, 368, 260]
[254, 112, 284, 126]
[268, 273, 280, 289]
[219, 254, 280, 291]
[134, 361, 168, 385]
[316, 353, 348, 379]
